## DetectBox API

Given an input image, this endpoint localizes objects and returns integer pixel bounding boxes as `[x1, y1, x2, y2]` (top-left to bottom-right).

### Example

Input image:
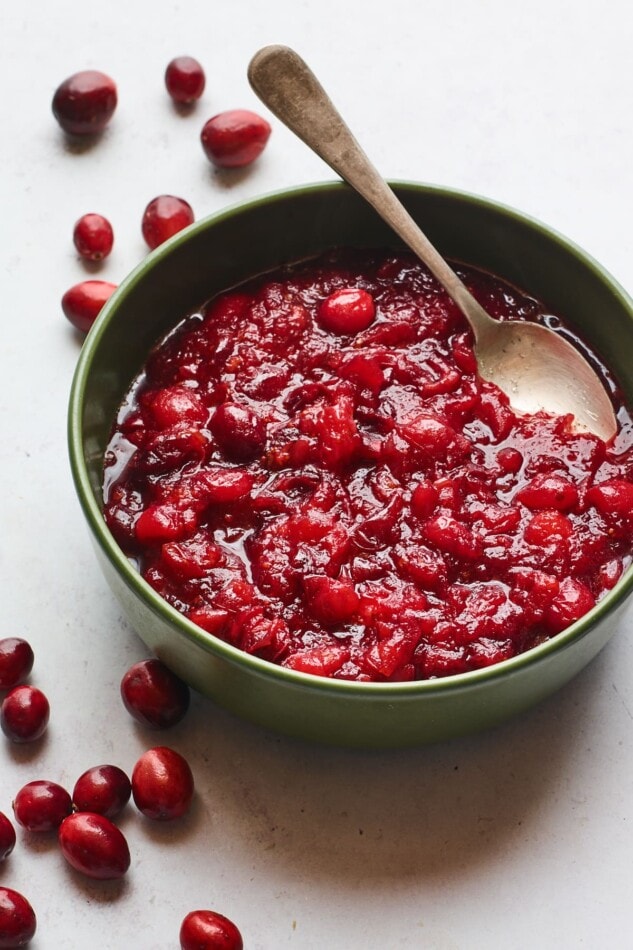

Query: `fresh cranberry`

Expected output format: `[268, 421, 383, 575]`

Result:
[131, 746, 194, 820]
[72, 765, 132, 818]
[120, 658, 190, 729]
[52, 70, 117, 136]
[210, 402, 266, 461]
[58, 812, 130, 880]
[0, 813, 16, 861]
[1, 686, 49, 742]
[165, 56, 206, 104]
[73, 213, 114, 261]
[200, 110, 271, 168]
[62, 280, 117, 334]
[142, 195, 195, 250]
[13, 781, 72, 832]
[180, 909, 243, 950]
[318, 287, 376, 335]
[0, 887, 36, 947]
[0, 638, 34, 690]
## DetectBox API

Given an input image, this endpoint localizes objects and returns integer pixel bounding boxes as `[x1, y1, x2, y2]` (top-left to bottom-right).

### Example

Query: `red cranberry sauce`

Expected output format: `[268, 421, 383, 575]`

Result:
[103, 250, 633, 682]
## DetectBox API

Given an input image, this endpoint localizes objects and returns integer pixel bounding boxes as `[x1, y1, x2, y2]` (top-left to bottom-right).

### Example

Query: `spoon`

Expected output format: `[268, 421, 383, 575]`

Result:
[248, 44, 617, 442]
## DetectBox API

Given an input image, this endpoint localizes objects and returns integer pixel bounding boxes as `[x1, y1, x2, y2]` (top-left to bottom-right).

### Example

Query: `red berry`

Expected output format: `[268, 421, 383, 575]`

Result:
[120, 658, 190, 729]
[0, 638, 34, 690]
[13, 781, 72, 832]
[0, 813, 16, 861]
[132, 746, 194, 820]
[52, 70, 117, 136]
[165, 56, 206, 104]
[1, 686, 49, 743]
[317, 288, 376, 335]
[142, 195, 194, 250]
[62, 280, 117, 334]
[58, 812, 130, 880]
[210, 402, 266, 461]
[0, 887, 36, 947]
[180, 909, 243, 950]
[73, 213, 114, 261]
[200, 110, 271, 168]
[72, 765, 132, 818]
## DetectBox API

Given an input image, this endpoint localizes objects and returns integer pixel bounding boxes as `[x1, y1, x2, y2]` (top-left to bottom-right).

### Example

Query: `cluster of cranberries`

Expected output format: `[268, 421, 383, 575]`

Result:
[56, 58, 271, 336]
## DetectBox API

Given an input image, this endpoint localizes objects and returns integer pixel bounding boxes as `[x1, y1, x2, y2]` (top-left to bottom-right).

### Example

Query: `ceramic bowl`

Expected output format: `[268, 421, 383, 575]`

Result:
[68, 181, 633, 748]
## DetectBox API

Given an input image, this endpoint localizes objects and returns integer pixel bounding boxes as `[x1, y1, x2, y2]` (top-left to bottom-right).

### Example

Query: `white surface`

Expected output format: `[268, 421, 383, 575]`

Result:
[2, 1, 633, 947]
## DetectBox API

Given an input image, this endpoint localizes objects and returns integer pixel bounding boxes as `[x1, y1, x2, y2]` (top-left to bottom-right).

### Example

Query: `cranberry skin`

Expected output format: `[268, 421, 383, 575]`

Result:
[52, 70, 117, 136]
[62, 280, 117, 333]
[0, 813, 16, 861]
[73, 765, 132, 818]
[0, 887, 36, 948]
[180, 910, 243, 950]
[120, 658, 190, 729]
[211, 402, 266, 461]
[1, 686, 49, 743]
[0, 638, 34, 690]
[59, 812, 130, 880]
[200, 110, 271, 168]
[142, 195, 195, 250]
[13, 781, 72, 832]
[73, 213, 114, 261]
[132, 746, 194, 820]
[318, 288, 376, 335]
[165, 56, 206, 104]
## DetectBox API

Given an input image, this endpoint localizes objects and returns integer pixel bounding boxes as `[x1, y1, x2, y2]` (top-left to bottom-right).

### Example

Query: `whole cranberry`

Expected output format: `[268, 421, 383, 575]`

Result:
[13, 781, 72, 832]
[142, 195, 195, 250]
[132, 746, 194, 820]
[73, 213, 114, 261]
[165, 56, 206, 104]
[59, 812, 130, 880]
[0, 887, 36, 947]
[0, 813, 16, 862]
[52, 70, 117, 136]
[180, 909, 243, 950]
[120, 658, 190, 729]
[1, 686, 49, 742]
[72, 765, 132, 818]
[211, 402, 266, 461]
[0, 638, 34, 690]
[62, 280, 117, 334]
[317, 288, 376, 335]
[200, 110, 271, 168]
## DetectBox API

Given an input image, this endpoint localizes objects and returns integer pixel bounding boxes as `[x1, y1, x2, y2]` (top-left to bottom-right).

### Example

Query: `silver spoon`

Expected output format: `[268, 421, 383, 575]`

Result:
[248, 44, 617, 442]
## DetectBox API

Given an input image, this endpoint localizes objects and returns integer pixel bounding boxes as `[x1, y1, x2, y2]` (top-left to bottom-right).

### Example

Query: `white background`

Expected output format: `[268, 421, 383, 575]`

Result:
[2, 1, 633, 947]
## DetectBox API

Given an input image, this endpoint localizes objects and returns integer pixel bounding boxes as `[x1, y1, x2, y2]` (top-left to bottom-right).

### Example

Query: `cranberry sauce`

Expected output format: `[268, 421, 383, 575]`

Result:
[103, 250, 633, 682]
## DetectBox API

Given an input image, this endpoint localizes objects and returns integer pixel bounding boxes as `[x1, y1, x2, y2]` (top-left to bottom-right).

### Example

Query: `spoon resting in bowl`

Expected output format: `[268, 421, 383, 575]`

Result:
[248, 44, 617, 442]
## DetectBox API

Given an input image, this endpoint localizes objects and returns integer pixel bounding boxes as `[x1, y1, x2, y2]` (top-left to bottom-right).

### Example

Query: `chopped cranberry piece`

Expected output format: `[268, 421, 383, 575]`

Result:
[587, 479, 633, 518]
[0, 887, 36, 947]
[283, 644, 350, 677]
[13, 781, 72, 832]
[516, 473, 579, 511]
[180, 909, 243, 950]
[0, 638, 34, 690]
[142, 195, 194, 250]
[165, 56, 206, 104]
[59, 812, 130, 880]
[145, 385, 207, 428]
[62, 280, 117, 333]
[52, 70, 117, 135]
[73, 213, 114, 261]
[303, 576, 360, 624]
[543, 577, 596, 633]
[200, 109, 271, 168]
[525, 510, 573, 544]
[211, 402, 266, 461]
[317, 288, 376, 335]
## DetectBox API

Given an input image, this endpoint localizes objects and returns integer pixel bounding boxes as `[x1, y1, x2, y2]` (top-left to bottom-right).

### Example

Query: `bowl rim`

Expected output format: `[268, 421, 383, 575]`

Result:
[68, 178, 633, 697]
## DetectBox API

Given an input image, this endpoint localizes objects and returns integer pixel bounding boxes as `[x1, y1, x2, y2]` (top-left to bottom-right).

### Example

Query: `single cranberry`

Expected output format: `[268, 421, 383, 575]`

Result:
[120, 658, 190, 729]
[73, 213, 114, 261]
[0, 638, 34, 690]
[13, 781, 72, 832]
[210, 402, 266, 461]
[1, 686, 49, 743]
[131, 746, 194, 820]
[180, 909, 243, 950]
[317, 288, 376, 335]
[142, 195, 195, 250]
[62, 280, 117, 333]
[52, 70, 117, 136]
[58, 812, 130, 880]
[0, 813, 16, 861]
[165, 56, 206, 104]
[72, 765, 132, 818]
[200, 110, 271, 168]
[0, 887, 36, 947]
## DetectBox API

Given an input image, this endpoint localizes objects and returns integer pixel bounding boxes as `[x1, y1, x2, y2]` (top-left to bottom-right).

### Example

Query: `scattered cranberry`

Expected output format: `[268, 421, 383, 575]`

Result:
[72, 765, 132, 818]
[58, 812, 130, 880]
[0, 887, 36, 948]
[73, 213, 114, 261]
[165, 56, 206, 104]
[62, 279, 117, 334]
[142, 195, 195, 250]
[0, 813, 16, 862]
[1, 686, 49, 743]
[120, 658, 190, 729]
[211, 402, 267, 461]
[180, 910, 243, 950]
[52, 70, 117, 136]
[0, 638, 34, 691]
[317, 288, 376, 335]
[132, 746, 194, 820]
[200, 110, 271, 168]
[13, 781, 72, 832]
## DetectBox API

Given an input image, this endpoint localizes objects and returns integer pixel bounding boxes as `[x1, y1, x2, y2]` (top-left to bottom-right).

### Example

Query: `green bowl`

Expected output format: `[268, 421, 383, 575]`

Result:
[68, 181, 633, 748]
